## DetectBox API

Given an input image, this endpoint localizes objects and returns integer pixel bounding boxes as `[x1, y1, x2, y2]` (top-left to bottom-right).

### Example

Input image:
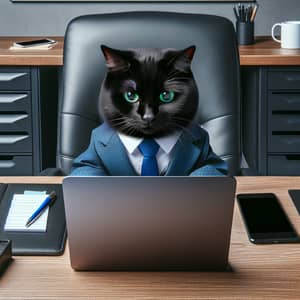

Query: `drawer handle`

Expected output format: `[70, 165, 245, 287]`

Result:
[287, 75, 300, 81]
[272, 92, 300, 95]
[286, 155, 300, 161]
[0, 73, 27, 82]
[0, 156, 15, 168]
[0, 134, 29, 144]
[0, 94, 28, 104]
[0, 160, 15, 168]
[0, 114, 28, 124]
[272, 111, 300, 115]
[272, 131, 300, 135]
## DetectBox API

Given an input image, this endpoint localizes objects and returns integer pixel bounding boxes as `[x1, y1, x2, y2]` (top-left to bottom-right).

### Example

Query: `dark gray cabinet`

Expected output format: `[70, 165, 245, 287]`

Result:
[0, 67, 58, 175]
[242, 67, 300, 175]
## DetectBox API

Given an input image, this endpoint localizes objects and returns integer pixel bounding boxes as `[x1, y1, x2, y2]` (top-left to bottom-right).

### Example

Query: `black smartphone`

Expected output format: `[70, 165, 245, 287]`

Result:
[237, 193, 300, 244]
[13, 38, 56, 48]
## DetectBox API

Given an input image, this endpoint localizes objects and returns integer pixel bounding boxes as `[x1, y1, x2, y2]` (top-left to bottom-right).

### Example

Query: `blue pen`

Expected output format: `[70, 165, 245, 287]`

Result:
[25, 191, 57, 227]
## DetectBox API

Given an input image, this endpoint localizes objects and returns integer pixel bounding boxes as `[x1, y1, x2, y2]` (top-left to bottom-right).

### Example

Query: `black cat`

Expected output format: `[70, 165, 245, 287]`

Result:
[99, 45, 198, 138]
[71, 45, 227, 176]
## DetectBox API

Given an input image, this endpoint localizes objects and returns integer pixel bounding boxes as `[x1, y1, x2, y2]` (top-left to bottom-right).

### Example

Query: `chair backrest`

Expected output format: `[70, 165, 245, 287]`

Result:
[58, 11, 241, 175]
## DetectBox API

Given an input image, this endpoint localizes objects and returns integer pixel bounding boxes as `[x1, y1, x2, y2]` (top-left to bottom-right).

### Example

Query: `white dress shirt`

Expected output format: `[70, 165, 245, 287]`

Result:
[118, 131, 181, 175]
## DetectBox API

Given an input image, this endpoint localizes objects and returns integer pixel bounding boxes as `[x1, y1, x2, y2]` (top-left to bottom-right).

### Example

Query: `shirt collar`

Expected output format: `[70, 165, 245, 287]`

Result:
[118, 132, 142, 154]
[118, 130, 181, 155]
[155, 131, 181, 154]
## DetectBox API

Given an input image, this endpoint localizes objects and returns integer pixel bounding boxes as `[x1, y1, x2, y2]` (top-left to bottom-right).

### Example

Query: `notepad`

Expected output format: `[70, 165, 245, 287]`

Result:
[4, 194, 49, 232]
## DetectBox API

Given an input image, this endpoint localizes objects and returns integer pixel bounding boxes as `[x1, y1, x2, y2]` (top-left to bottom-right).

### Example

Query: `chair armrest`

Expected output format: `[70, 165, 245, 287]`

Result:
[240, 168, 260, 176]
[39, 168, 66, 176]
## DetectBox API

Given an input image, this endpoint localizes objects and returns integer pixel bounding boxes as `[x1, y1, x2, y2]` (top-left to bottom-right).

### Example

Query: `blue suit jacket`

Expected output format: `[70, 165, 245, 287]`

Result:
[71, 123, 228, 176]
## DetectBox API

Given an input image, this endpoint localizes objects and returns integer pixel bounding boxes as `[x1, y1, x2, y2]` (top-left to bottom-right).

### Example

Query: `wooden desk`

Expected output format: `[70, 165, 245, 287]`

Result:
[1, 36, 300, 66]
[239, 36, 300, 65]
[0, 37, 64, 66]
[1, 176, 300, 299]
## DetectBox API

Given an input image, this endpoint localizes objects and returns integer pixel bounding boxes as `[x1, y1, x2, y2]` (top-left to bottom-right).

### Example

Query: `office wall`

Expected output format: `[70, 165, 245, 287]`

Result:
[0, 0, 299, 36]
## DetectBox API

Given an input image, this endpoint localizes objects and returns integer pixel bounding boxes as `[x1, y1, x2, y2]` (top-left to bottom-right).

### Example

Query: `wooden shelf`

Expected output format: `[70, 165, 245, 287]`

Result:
[1, 36, 300, 66]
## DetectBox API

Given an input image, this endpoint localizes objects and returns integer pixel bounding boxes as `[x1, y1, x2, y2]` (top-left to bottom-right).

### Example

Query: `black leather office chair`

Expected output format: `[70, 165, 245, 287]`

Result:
[56, 11, 241, 176]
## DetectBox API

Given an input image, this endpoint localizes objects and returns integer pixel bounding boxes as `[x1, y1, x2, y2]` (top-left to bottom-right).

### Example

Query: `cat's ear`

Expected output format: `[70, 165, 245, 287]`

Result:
[181, 45, 196, 62]
[101, 45, 131, 73]
[165, 45, 196, 72]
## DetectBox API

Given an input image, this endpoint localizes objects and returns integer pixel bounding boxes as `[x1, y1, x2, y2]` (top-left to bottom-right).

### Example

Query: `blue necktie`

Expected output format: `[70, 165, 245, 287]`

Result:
[138, 139, 159, 176]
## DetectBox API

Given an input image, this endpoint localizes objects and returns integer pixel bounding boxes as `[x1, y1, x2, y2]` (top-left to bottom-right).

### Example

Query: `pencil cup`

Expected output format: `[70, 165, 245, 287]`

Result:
[236, 22, 254, 45]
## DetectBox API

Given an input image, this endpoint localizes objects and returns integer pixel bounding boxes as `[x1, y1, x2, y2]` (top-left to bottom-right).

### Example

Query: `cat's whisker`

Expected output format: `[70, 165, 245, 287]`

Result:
[171, 116, 192, 122]
[171, 117, 191, 126]
[111, 119, 127, 126]
[127, 126, 139, 137]
[117, 121, 139, 136]
[166, 77, 190, 83]
[167, 69, 182, 78]
[170, 119, 195, 137]
[111, 117, 126, 121]
[110, 117, 129, 126]
[174, 126, 193, 137]
[110, 116, 126, 123]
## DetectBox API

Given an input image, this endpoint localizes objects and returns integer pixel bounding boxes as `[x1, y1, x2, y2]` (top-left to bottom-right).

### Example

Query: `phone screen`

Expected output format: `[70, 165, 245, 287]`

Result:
[237, 193, 299, 243]
[15, 39, 55, 47]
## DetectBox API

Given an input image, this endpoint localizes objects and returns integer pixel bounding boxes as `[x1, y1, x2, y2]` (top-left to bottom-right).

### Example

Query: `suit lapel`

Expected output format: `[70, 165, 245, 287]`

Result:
[165, 129, 202, 176]
[95, 124, 137, 176]
[94, 122, 205, 176]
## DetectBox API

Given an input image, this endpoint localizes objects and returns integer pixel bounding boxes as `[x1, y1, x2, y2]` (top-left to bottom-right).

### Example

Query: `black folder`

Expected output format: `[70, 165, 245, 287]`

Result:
[0, 184, 66, 255]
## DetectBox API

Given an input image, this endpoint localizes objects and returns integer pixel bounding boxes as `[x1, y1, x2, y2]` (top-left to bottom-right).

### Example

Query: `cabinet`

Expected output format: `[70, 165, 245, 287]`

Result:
[267, 69, 300, 175]
[242, 67, 300, 175]
[0, 67, 58, 175]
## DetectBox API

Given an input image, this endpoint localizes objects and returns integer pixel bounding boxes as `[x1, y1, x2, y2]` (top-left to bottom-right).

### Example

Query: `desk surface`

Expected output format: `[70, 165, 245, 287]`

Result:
[1, 37, 300, 66]
[1, 176, 300, 299]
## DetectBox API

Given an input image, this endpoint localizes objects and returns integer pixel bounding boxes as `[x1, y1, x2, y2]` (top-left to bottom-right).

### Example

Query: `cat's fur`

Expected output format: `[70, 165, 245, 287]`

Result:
[99, 45, 198, 138]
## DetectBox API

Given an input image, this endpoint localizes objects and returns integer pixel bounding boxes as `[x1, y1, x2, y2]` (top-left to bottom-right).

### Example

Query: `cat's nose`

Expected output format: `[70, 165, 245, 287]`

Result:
[142, 107, 155, 123]
[142, 113, 155, 122]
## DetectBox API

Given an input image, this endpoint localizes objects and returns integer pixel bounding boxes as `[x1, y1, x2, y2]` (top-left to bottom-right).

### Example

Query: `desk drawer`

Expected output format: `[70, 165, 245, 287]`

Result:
[268, 155, 300, 175]
[0, 68, 30, 90]
[0, 93, 31, 111]
[0, 113, 31, 132]
[269, 115, 300, 132]
[0, 132, 31, 153]
[0, 155, 32, 175]
[268, 71, 300, 90]
[269, 93, 300, 111]
[269, 133, 300, 153]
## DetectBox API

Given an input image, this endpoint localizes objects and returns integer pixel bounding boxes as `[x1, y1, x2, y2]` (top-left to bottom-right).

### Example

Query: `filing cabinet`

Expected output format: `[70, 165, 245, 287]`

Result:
[242, 67, 300, 175]
[267, 70, 300, 175]
[0, 67, 58, 175]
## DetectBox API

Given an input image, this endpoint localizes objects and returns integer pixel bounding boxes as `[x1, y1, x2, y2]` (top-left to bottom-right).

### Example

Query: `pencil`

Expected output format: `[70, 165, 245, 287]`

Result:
[233, 6, 239, 21]
[251, 5, 258, 22]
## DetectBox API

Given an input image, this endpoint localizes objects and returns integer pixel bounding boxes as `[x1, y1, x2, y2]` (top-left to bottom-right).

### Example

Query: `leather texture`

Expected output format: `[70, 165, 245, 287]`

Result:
[58, 11, 241, 175]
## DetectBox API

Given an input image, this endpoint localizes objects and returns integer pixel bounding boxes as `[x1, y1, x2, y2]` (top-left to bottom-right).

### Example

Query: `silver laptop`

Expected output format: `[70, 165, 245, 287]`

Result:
[62, 176, 236, 271]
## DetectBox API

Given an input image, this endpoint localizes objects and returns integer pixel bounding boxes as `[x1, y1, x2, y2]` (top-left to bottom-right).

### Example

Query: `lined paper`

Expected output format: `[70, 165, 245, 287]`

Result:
[4, 194, 49, 232]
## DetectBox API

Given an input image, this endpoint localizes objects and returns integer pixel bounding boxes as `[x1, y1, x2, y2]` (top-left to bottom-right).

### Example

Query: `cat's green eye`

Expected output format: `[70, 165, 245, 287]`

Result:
[124, 91, 139, 103]
[159, 91, 175, 103]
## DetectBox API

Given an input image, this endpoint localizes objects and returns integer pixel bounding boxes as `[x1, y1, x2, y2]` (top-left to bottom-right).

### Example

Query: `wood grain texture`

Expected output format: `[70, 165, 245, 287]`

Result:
[239, 36, 300, 65]
[1, 37, 300, 66]
[1, 176, 300, 299]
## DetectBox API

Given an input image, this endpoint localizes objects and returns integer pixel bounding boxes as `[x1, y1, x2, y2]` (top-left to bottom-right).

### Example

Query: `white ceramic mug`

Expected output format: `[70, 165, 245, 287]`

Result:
[272, 21, 300, 49]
